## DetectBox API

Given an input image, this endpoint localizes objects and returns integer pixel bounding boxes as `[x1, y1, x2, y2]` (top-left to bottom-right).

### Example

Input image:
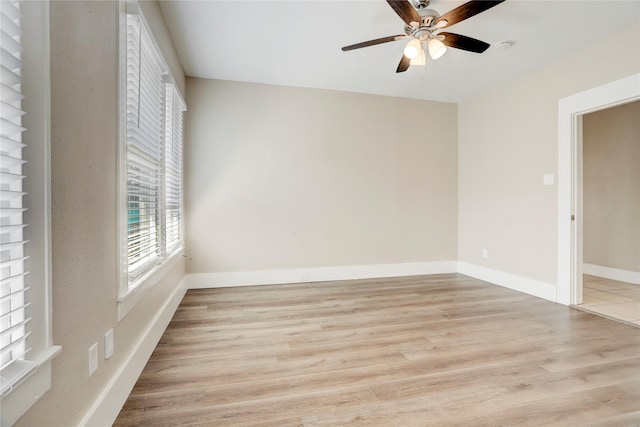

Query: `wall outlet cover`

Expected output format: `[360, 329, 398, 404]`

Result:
[88, 343, 98, 377]
[104, 329, 114, 360]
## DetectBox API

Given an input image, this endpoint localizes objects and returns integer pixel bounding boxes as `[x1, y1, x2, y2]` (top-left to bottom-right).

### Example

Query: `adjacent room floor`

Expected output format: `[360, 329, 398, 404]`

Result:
[579, 275, 640, 326]
[115, 274, 640, 426]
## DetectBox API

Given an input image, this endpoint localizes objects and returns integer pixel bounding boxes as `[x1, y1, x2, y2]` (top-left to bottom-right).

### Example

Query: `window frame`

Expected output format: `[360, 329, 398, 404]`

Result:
[0, 1, 61, 424]
[117, 0, 186, 320]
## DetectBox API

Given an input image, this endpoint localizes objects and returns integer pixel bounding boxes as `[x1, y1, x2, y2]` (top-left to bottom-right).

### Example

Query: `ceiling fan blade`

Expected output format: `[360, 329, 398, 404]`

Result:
[386, 0, 422, 26]
[434, 0, 505, 28]
[342, 35, 407, 51]
[396, 54, 411, 73]
[440, 32, 490, 53]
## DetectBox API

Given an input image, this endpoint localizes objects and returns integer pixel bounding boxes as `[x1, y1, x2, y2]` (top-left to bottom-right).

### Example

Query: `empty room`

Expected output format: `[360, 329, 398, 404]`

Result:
[1, 0, 639, 426]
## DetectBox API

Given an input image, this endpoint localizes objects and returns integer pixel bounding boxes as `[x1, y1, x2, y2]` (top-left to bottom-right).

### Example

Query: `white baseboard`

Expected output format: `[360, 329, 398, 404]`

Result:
[186, 262, 558, 304]
[79, 278, 187, 427]
[583, 263, 640, 285]
[457, 262, 557, 303]
[186, 261, 458, 289]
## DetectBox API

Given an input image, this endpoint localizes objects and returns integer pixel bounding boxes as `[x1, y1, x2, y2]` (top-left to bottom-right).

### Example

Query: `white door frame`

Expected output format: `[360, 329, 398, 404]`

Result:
[557, 73, 640, 305]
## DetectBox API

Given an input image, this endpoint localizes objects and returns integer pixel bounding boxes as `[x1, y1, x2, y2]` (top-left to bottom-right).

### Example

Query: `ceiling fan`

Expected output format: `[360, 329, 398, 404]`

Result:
[342, 0, 505, 73]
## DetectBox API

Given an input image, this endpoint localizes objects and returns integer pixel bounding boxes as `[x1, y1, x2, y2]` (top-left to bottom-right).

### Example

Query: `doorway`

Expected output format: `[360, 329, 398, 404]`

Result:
[579, 101, 640, 325]
[557, 74, 640, 320]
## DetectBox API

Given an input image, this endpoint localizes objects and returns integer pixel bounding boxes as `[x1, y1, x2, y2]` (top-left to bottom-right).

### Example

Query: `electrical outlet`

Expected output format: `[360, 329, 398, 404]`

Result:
[88, 343, 98, 377]
[482, 249, 488, 258]
[104, 329, 114, 360]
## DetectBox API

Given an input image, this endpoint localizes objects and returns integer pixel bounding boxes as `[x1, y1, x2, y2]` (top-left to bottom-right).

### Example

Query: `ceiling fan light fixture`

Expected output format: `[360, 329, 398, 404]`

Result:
[410, 48, 426, 66]
[428, 38, 447, 60]
[403, 39, 422, 59]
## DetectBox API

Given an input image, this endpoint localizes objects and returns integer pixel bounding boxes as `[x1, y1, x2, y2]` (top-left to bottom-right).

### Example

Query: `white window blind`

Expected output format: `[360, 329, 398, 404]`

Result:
[164, 84, 185, 254]
[125, 13, 165, 282]
[0, 0, 35, 397]
[122, 7, 185, 296]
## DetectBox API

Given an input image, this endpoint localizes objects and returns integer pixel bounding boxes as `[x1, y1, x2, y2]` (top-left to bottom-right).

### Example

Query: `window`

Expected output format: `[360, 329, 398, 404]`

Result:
[0, 0, 60, 423]
[118, 1, 186, 318]
[0, 0, 30, 397]
[125, 12, 165, 280]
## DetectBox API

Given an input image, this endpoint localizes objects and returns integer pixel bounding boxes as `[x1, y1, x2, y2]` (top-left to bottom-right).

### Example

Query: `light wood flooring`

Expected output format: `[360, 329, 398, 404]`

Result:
[577, 275, 640, 326]
[115, 274, 640, 426]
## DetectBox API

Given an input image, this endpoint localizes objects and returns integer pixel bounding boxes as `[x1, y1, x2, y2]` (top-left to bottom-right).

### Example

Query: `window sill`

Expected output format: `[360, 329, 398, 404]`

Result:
[0, 345, 62, 426]
[117, 246, 184, 320]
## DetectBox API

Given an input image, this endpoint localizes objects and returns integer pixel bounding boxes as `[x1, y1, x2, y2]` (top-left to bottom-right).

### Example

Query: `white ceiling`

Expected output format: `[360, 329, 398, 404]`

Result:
[159, 0, 640, 103]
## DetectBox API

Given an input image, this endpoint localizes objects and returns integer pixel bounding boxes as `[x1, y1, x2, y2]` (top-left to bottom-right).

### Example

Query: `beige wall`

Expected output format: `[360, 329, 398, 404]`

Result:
[583, 101, 640, 272]
[16, 2, 185, 426]
[185, 79, 458, 273]
[458, 24, 640, 285]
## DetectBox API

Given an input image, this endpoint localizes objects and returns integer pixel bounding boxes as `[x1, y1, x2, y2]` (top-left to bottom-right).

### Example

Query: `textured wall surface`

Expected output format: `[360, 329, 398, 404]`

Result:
[185, 79, 458, 273]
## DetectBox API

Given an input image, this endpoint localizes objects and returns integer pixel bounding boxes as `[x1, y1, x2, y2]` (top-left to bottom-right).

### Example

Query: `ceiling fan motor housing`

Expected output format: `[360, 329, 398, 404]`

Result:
[404, 8, 442, 41]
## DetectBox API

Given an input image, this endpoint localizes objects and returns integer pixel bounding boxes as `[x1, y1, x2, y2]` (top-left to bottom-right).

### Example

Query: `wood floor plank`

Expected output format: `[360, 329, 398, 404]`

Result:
[579, 410, 640, 427]
[451, 381, 640, 427]
[115, 273, 640, 426]
[116, 387, 378, 426]
[134, 347, 409, 394]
